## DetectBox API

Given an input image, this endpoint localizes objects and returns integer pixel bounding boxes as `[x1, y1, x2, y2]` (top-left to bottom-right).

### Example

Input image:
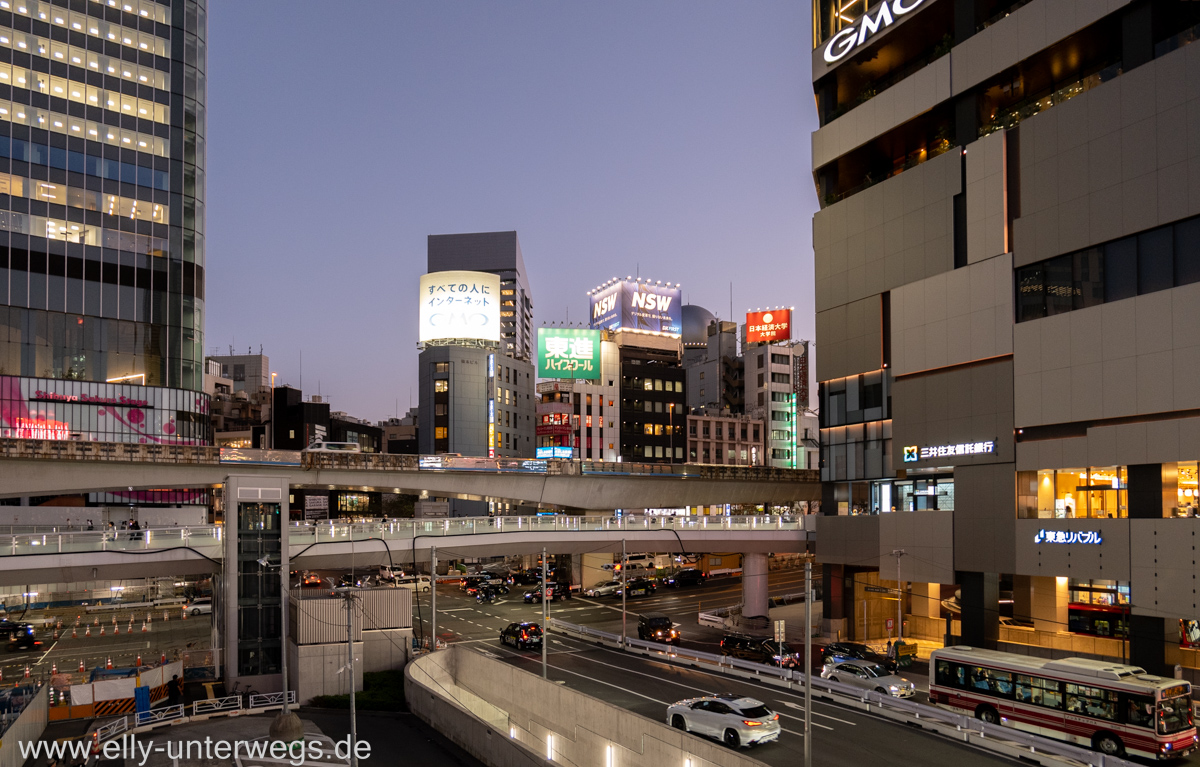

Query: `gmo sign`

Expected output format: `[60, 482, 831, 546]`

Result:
[823, 0, 927, 64]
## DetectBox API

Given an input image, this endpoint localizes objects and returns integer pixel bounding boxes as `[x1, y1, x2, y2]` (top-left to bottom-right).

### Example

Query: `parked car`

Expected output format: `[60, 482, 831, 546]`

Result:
[616, 577, 656, 598]
[584, 580, 622, 597]
[523, 583, 572, 603]
[637, 613, 680, 645]
[183, 597, 212, 616]
[499, 621, 543, 650]
[821, 641, 897, 673]
[664, 569, 707, 588]
[666, 695, 781, 748]
[392, 575, 432, 593]
[460, 575, 489, 593]
[719, 634, 798, 668]
[299, 571, 323, 587]
[820, 659, 915, 698]
[0, 622, 39, 652]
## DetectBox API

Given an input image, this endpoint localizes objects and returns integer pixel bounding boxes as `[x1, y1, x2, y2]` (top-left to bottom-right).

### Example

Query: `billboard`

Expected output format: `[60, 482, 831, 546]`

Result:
[746, 309, 791, 344]
[588, 280, 682, 336]
[536, 446, 574, 459]
[792, 340, 809, 409]
[419, 270, 501, 344]
[538, 328, 601, 379]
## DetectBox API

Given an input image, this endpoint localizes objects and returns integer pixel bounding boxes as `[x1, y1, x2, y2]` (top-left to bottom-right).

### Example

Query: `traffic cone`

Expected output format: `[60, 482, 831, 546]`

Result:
[105, 658, 112, 670]
[126, 620, 133, 634]
[78, 660, 84, 672]
[135, 654, 141, 667]
[99, 625, 104, 636]
[160, 653, 166, 665]
[163, 609, 169, 622]
[92, 617, 98, 627]
[146, 613, 152, 626]
[111, 616, 116, 627]
[51, 663, 56, 675]
[53, 629, 58, 640]
[182, 609, 187, 620]
[23, 666, 29, 678]
[55, 619, 61, 630]
[140, 621, 147, 633]
[85, 625, 91, 637]
[71, 627, 76, 638]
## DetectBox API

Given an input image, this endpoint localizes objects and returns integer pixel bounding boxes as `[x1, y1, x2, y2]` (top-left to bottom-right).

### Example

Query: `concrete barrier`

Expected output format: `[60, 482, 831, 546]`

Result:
[405, 646, 770, 767]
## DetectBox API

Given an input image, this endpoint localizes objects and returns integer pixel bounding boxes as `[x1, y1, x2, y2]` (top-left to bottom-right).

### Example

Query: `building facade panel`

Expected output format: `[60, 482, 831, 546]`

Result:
[952, 463, 1017, 576]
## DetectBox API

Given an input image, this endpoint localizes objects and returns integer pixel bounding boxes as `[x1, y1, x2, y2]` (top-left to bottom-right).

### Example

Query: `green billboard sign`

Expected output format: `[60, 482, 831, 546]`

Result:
[538, 328, 601, 380]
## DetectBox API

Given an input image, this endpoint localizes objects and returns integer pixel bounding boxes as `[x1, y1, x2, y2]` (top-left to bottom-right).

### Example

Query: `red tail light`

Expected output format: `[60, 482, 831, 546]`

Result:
[743, 720, 763, 726]
[521, 632, 527, 639]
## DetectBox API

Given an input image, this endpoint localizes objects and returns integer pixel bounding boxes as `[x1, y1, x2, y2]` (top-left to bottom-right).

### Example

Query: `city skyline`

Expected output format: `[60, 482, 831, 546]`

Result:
[205, 1, 820, 420]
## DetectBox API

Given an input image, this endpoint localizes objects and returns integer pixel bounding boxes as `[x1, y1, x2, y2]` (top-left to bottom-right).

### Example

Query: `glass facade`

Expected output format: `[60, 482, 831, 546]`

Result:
[235, 501, 281, 678]
[0, 373, 208, 442]
[0, 0, 206, 391]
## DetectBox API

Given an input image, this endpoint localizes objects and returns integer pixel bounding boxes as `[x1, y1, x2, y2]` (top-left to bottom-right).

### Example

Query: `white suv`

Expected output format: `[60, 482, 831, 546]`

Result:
[666, 694, 781, 748]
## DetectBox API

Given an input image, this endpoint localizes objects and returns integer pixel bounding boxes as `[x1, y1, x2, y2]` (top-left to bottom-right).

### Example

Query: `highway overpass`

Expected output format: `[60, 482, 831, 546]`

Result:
[0, 440, 819, 510]
[0, 515, 815, 585]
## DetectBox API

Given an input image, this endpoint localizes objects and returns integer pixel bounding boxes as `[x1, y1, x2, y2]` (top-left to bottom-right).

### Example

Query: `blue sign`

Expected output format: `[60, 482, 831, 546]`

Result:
[1034, 529, 1102, 544]
[536, 446, 574, 459]
[589, 280, 682, 336]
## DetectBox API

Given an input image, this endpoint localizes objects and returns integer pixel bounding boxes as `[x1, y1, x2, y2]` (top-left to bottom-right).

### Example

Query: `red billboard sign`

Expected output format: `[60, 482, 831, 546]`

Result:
[746, 310, 791, 344]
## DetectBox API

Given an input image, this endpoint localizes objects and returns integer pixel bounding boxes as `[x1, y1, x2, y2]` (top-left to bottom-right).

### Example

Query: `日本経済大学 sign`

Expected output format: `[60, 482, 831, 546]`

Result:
[538, 328, 601, 380]
[419, 270, 501, 344]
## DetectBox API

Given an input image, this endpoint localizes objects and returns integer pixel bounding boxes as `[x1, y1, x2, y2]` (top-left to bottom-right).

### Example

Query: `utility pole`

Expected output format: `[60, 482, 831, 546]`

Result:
[804, 560, 812, 767]
[892, 549, 906, 643]
[620, 539, 627, 648]
[344, 591, 358, 767]
[430, 546, 437, 651]
[541, 546, 548, 679]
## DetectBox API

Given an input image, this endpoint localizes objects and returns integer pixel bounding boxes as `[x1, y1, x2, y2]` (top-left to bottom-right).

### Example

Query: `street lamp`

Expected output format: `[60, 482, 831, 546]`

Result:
[257, 556, 301, 742]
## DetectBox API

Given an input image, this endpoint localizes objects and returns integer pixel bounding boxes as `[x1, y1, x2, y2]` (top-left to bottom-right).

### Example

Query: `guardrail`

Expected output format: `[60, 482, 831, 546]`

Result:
[0, 526, 222, 558]
[248, 691, 296, 708]
[191, 695, 241, 716]
[135, 704, 184, 727]
[548, 619, 1139, 767]
[93, 715, 127, 742]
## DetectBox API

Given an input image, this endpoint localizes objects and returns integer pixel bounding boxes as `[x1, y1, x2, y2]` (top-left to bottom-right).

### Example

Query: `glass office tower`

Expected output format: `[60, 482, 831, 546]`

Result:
[0, 0, 205, 391]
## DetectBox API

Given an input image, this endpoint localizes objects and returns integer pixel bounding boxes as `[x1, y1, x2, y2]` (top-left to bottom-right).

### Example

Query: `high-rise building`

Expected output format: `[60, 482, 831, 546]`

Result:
[428, 231, 533, 362]
[810, 0, 1200, 673]
[0, 0, 208, 443]
[535, 331, 620, 462]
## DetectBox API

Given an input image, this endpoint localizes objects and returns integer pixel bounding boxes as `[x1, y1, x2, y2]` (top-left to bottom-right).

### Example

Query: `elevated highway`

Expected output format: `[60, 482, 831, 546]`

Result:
[0, 514, 815, 585]
[0, 440, 819, 510]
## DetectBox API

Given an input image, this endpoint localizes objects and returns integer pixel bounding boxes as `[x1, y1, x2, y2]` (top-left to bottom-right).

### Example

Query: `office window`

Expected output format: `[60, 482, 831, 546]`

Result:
[643, 379, 653, 391]
[1176, 218, 1200, 285]
[771, 353, 788, 365]
[1138, 228, 1174, 294]
[1074, 248, 1104, 309]
[434, 403, 447, 416]
[1015, 264, 1046, 322]
[1044, 255, 1073, 316]
[1105, 237, 1137, 302]
[434, 427, 447, 439]
[434, 380, 449, 393]
[434, 362, 449, 373]
[699, 371, 705, 380]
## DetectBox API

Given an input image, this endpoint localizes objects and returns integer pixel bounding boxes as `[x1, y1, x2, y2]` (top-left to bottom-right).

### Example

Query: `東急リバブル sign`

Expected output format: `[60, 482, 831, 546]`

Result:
[1034, 529, 1102, 545]
[538, 328, 601, 380]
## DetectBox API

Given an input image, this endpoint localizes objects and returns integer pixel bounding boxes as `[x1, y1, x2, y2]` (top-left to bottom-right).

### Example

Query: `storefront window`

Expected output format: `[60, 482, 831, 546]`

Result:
[1068, 579, 1129, 638]
[1033, 467, 1127, 518]
[1171, 462, 1198, 517]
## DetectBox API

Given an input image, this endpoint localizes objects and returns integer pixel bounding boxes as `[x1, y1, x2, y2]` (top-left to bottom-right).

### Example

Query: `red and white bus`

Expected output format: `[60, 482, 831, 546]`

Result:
[929, 646, 1196, 760]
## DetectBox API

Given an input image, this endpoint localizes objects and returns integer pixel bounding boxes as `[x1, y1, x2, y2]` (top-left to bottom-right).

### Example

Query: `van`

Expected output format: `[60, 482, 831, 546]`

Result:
[303, 442, 362, 453]
[393, 575, 432, 593]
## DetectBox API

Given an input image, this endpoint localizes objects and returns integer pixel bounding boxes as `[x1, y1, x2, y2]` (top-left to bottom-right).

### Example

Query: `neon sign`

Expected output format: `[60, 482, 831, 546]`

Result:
[903, 440, 995, 462]
[1034, 530, 1103, 545]
[823, 0, 927, 65]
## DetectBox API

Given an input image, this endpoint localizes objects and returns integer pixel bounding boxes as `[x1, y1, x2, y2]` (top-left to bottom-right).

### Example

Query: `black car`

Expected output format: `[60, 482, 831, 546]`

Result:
[637, 613, 680, 645]
[821, 642, 897, 673]
[664, 569, 707, 588]
[0, 622, 39, 653]
[720, 633, 799, 668]
[499, 622, 543, 650]
[616, 577, 656, 598]
[523, 582, 572, 603]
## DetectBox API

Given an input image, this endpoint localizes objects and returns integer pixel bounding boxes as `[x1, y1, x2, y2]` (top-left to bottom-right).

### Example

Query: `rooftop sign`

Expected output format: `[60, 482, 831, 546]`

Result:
[823, 0, 928, 65]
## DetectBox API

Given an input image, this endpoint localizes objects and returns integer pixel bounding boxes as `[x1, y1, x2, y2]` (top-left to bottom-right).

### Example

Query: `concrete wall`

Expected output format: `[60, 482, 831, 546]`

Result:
[1014, 283, 1200, 427]
[1012, 40, 1200, 268]
[815, 514, 880, 569]
[289, 640, 364, 705]
[1016, 415, 1200, 471]
[952, 463, 1017, 575]
[879, 510, 954, 584]
[890, 255, 1012, 378]
[362, 628, 410, 673]
[406, 646, 766, 767]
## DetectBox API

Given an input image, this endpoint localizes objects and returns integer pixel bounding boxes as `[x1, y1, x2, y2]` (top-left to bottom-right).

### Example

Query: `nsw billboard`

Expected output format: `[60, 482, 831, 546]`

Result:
[419, 270, 501, 344]
[746, 309, 791, 344]
[538, 328, 601, 380]
[588, 280, 682, 336]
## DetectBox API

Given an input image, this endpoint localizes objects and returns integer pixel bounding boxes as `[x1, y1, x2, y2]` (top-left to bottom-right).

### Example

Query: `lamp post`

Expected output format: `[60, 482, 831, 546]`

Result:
[258, 556, 301, 742]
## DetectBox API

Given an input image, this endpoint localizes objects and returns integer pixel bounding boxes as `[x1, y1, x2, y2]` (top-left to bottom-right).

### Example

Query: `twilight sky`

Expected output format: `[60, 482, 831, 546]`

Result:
[206, 1, 820, 421]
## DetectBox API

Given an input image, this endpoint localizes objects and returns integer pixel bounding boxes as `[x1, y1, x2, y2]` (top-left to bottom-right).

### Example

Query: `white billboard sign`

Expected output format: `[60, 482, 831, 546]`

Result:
[419, 270, 501, 344]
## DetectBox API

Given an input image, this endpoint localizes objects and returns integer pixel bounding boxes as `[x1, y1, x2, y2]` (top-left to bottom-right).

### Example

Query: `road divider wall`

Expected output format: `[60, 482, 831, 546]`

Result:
[405, 645, 770, 767]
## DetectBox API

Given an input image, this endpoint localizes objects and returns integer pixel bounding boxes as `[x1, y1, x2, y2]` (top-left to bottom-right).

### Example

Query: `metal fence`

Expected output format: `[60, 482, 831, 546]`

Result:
[549, 619, 1140, 767]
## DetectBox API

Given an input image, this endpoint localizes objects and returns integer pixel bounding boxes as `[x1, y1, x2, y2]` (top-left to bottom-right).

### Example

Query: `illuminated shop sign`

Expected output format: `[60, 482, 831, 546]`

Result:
[536, 446, 574, 459]
[32, 390, 151, 408]
[488, 352, 495, 458]
[902, 440, 995, 462]
[746, 309, 792, 344]
[419, 270, 501, 344]
[823, 0, 927, 65]
[1034, 529, 1103, 545]
[538, 328, 601, 380]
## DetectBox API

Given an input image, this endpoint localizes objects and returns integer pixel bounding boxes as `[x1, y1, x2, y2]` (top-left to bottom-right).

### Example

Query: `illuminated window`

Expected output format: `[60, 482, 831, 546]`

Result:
[434, 427, 448, 439]
[434, 380, 448, 393]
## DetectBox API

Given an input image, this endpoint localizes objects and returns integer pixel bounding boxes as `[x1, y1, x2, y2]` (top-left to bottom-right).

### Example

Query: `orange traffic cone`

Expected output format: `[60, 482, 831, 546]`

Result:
[71, 627, 77, 638]
[140, 621, 147, 633]
[53, 629, 59, 640]
[93, 617, 98, 627]
[23, 666, 30, 678]
[126, 620, 133, 634]
[78, 660, 85, 672]
[162, 609, 169, 622]
[99, 625, 105, 636]
[55, 619, 61, 630]
[111, 616, 117, 627]
[85, 625, 91, 637]
[51, 663, 56, 674]
[105, 657, 112, 670]
[181, 609, 187, 620]
[146, 613, 152, 626]
[135, 654, 141, 667]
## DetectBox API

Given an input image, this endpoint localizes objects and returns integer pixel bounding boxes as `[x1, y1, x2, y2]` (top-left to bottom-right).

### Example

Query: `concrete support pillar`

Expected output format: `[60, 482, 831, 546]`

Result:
[1012, 574, 1033, 624]
[1129, 614, 1169, 676]
[742, 553, 769, 620]
[911, 583, 940, 619]
[959, 571, 999, 650]
[1030, 576, 1067, 633]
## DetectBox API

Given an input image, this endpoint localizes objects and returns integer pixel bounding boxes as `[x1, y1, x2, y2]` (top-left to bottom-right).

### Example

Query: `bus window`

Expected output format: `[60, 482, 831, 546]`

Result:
[1065, 683, 1117, 720]
[1158, 693, 1194, 735]
[1125, 694, 1155, 728]
[1015, 674, 1063, 709]
[935, 660, 958, 687]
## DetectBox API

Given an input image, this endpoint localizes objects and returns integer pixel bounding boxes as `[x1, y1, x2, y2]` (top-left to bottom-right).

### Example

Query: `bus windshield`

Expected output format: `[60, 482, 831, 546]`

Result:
[1158, 694, 1194, 735]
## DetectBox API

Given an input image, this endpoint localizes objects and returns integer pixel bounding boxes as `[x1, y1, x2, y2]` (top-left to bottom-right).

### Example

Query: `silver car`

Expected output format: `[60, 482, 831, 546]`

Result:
[665, 694, 781, 748]
[820, 659, 915, 698]
[584, 580, 621, 597]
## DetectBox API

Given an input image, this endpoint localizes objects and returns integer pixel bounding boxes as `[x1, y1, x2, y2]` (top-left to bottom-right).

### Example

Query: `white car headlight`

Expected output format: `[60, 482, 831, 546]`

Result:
[888, 685, 899, 692]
